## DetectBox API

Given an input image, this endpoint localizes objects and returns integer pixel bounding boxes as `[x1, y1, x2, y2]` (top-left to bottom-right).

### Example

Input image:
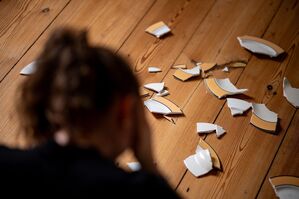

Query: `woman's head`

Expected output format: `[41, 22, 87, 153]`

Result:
[18, 28, 140, 154]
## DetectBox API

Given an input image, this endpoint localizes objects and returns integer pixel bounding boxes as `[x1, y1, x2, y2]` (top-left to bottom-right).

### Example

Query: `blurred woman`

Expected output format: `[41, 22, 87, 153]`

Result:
[0, 28, 180, 198]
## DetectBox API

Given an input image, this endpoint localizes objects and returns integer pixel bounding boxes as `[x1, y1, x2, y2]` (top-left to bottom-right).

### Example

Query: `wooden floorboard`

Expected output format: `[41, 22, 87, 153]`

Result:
[257, 110, 299, 199]
[0, 0, 154, 147]
[116, 0, 217, 186]
[0, 0, 298, 198]
[0, 0, 70, 81]
[177, 0, 299, 198]
[118, 0, 284, 191]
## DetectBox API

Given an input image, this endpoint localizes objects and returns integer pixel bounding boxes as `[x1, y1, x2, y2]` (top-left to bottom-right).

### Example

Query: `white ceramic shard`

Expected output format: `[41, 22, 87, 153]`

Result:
[173, 65, 201, 81]
[144, 96, 182, 115]
[283, 77, 299, 108]
[216, 78, 248, 94]
[196, 122, 226, 138]
[230, 108, 244, 116]
[144, 99, 171, 115]
[127, 162, 141, 172]
[198, 139, 222, 170]
[227, 98, 252, 116]
[205, 78, 248, 98]
[250, 103, 278, 132]
[215, 126, 226, 137]
[156, 90, 169, 97]
[148, 66, 162, 73]
[237, 35, 284, 57]
[182, 65, 201, 75]
[252, 104, 277, 123]
[184, 148, 213, 177]
[269, 176, 299, 199]
[20, 61, 36, 75]
[145, 21, 171, 38]
[144, 82, 164, 93]
[222, 66, 229, 72]
[197, 123, 217, 134]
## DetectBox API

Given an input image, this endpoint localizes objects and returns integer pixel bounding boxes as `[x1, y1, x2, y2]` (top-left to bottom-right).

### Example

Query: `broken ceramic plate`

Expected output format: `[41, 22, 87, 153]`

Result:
[156, 90, 169, 97]
[227, 98, 252, 116]
[237, 35, 284, 57]
[205, 78, 248, 98]
[148, 66, 162, 73]
[173, 65, 201, 81]
[198, 138, 222, 170]
[283, 77, 299, 108]
[184, 148, 213, 177]
[222, 66, 229, 72]
[196, 122, 226, 138]
[269, 176, 299, 199]
[144, 82, 164, 93]
[172, 64, 187, 69]
[127, 162, 141, 172]
[198, 63, 217, 72]
[145, 21, 171, 38]
[250, 103, 278, 132]
[144, 96, 182, 115]
[20, 61, 36, 75]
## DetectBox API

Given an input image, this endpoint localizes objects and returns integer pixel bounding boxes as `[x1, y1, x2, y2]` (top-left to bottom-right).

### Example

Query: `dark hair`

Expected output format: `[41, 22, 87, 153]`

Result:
[18, 27, 139, 143]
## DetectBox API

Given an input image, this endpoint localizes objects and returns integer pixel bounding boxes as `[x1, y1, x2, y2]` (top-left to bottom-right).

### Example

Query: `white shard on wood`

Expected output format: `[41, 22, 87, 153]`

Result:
[250, 103, 278, 132]
[182, 65, 201, 75]
[144, 82, 164, 93]
[222, 66, 229, 72]
[269, 176, 299, 199]
[127, 162, 141, 172]
[283, 77, 299, 108]
[173, 65, 201, 81]
[145, 21, 171, 38]
[205, 78, 248, 98]
[237, 35, 284, 57]
[196, 122, 226, 138]
[252, 104, 277, 123]
[227, 98, 252, 116]
[148, 66, 162, 73]
[144, 96, 182, 115]
[216, 79, 248, 94]
[184, 148, 213, 177]
[156, 90, 169, 97]
[144, 99, 171, 115]
[20, 61, 36, 75]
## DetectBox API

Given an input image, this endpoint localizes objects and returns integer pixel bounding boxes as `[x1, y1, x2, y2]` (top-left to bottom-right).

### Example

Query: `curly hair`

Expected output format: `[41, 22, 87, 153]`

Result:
[17, 27, 139, 143]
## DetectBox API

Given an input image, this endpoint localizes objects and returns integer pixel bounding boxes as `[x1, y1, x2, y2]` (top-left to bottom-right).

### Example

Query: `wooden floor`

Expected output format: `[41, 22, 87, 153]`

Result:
[0, 0, 298, 198]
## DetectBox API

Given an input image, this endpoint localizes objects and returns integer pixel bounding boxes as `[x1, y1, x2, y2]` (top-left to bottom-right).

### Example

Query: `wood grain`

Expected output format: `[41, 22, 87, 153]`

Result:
[132, 0, 284, 190]
[0, 0, 154, 147]
[257, 110, 299, 198]
[0, 0, 70, 81]
[0, 0, 298, 197]
[116, 0, 216, 185]
[177, 0, 299, 198]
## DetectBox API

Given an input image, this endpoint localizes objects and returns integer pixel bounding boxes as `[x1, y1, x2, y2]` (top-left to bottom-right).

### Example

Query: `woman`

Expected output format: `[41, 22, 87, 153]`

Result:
[0, 28, 180, 198]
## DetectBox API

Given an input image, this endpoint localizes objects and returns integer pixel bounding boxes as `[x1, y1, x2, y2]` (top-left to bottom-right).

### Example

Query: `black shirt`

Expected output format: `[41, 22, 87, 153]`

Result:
[0, 140, 180, 198]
